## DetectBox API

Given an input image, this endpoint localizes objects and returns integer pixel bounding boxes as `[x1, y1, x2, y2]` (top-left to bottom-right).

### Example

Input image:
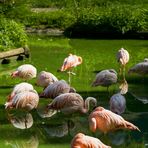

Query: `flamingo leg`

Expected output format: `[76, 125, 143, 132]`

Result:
[68, 70, 71, 85]
[122, 65, 126, 79]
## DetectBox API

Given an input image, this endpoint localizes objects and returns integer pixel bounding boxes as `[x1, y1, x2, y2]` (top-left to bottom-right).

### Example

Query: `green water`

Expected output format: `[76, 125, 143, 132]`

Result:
[0, 35, 148, 148]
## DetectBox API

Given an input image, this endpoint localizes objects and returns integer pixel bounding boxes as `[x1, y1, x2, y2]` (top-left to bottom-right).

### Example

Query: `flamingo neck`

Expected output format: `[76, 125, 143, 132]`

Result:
[81, 97, 97, 113]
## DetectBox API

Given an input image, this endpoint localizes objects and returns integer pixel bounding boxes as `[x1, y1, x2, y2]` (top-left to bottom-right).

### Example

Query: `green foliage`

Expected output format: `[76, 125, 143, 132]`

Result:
[0, 0, 148, 37]
[0, 17, 27, 51]
[24, 10, 76, 29]
[65, 5, 147, 36]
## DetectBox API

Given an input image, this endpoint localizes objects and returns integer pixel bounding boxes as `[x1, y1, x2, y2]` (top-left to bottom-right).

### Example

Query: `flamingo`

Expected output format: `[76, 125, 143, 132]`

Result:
[36, 71, 58, 88]
[59, 53, 82, 84]
[71, 133, 111, 148]
[5, 90, 39, 111]
[89, 106, 140, 134]
[11, 64, 37, 80]
[92, 69, 117, 90]
[39, 80, 76, 99]
[117, 48, 129, 77]
[109, 93, 126, 114]
[8, 82, 34, 101]
[128, 58, 148, 75]
[46, 93, 97, 114]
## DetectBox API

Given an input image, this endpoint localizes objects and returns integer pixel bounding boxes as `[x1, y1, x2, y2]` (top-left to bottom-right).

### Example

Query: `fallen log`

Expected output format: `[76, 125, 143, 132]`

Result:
[0, 47, 29, 59]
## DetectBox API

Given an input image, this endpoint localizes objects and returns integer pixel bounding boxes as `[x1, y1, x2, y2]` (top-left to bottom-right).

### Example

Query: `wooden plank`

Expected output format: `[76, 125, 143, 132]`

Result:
[0, 48, 25, 59]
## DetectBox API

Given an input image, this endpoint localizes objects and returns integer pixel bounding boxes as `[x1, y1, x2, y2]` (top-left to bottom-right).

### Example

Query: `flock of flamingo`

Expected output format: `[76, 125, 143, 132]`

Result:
[4, 47, 148, 148]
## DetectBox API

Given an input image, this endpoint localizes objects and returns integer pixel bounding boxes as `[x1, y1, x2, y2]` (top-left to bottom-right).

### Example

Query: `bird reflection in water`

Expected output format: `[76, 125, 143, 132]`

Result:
[42, 120, 75, 138]
[5, 135, 38, 148]
[108, 130, 128, 146]
[119, 79, 128, 95]
[7, 112, 33, 129]
[37, 103, 57, 118]
[129, 85, 148, 104]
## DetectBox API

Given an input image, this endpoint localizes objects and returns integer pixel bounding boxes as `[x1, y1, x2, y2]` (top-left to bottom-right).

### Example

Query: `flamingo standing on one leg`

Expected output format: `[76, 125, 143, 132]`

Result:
[128, 58, 148, 76]
[59, 53, 82, 85]
[11, 64, 37, 81]
[117, 48, 129, 78]
[91, 69, 117, 91]
[89, 106, 140, 134]
[71, 132, 111, 148]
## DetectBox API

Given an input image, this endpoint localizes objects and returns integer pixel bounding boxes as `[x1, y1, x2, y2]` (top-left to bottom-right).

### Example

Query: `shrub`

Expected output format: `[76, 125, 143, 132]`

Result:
[0, 17, 27, 51]
[24, 10, 76, 29]
[65, 5, 147, 36]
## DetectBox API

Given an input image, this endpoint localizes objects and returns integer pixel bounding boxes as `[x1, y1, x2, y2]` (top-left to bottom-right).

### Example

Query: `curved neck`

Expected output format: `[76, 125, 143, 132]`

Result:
[81, 97, 97, 113]
[78, 56, 82, 64]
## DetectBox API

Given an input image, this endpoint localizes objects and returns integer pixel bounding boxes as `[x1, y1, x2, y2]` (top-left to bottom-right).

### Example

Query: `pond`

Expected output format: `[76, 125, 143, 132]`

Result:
[0, 35, 148, 148]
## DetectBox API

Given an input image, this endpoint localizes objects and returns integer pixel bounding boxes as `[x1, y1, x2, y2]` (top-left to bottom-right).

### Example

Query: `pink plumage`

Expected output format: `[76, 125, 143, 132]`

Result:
[11, 64, 37, 80]
[117, 48, 129, 66]
[71, 133, 111, 148]
[36, 71, 58, 88]
[46, 93, 97, 114]
[60, 54, 82, 71]
[5, 90, 39, 111]
[39, 80, 76, 99]
[89, 106, 140, 134]
[8, 82, 34, 101]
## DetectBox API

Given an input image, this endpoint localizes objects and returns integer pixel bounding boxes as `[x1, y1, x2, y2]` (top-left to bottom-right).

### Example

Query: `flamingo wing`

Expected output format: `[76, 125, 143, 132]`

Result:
[93, 107, 140, 132]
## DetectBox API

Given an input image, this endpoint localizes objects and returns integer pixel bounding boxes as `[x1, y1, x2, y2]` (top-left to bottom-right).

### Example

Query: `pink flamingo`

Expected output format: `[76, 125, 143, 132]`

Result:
[8, 82, 34, 102]
[39, 80, 76, 99]
[71, 133, 111, 148]
[5, 90, 39, 111]
[128, 58, 148, 75]
[36, 71, 58, 88]
[109, 93, 126, 115]
[46, 93, 97, 114]
[92, 69, 117, 91]
[117, 48, 129, 76]
[11, 64, 37, 80]
[89, 106, 140, 134]
[59, 53, 82, 84]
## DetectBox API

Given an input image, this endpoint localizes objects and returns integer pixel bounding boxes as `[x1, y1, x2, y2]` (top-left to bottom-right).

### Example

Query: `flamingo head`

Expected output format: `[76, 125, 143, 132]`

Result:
[77, 56, 83, 64]
[11, 71, 19, 78]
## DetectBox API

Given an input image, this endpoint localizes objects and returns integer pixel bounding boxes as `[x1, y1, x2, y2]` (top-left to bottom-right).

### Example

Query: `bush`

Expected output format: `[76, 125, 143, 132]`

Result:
[0, 17, 27, 51]
[24, 10, 76, 29]
[65, 5, 147, 36]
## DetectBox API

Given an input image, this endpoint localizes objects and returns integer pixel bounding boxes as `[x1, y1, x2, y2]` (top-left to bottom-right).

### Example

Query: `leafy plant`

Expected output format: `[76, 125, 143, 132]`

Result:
[0, 17, 27, 51]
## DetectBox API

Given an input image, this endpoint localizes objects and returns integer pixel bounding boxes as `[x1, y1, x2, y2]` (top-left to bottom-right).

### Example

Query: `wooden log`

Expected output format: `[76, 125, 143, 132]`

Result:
[0, 47, 29, 59]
